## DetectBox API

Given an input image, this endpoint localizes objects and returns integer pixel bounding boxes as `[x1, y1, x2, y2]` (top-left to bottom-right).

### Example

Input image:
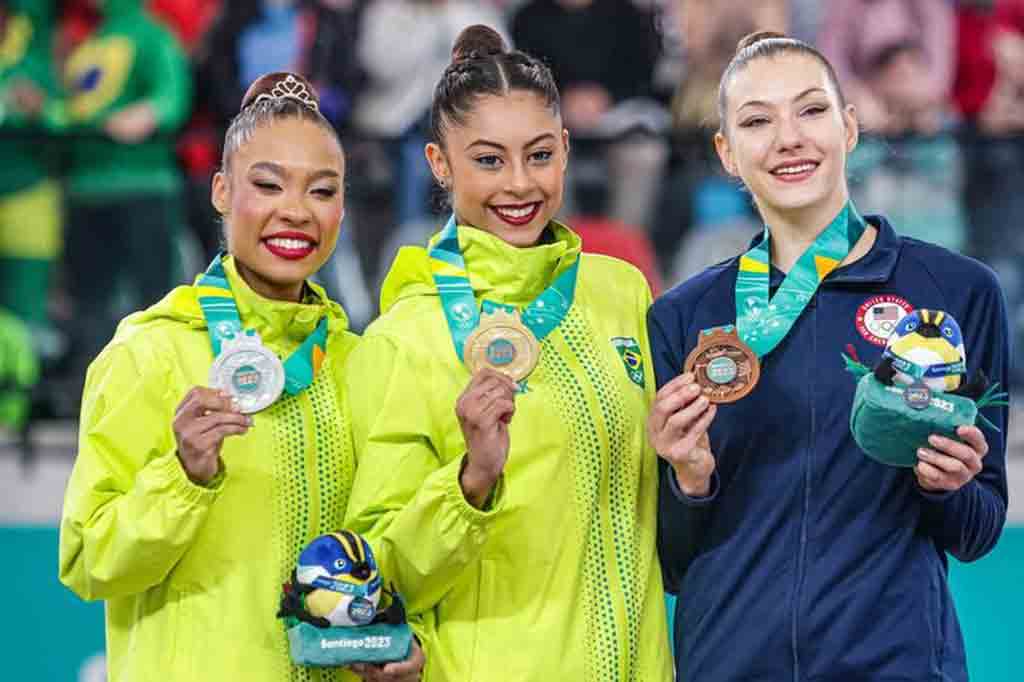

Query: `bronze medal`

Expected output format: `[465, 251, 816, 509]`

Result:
[463, 309, 540, 382]
[683, 327, 760, 403]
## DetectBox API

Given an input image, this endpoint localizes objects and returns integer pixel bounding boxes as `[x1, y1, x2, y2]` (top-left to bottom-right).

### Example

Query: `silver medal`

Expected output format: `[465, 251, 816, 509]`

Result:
[209, 331, 285, 413]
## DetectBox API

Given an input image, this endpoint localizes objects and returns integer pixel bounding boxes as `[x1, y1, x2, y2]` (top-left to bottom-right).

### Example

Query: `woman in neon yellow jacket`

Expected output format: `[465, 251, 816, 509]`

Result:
[58, 72, 422, 682]
[344, 26, 672, 681]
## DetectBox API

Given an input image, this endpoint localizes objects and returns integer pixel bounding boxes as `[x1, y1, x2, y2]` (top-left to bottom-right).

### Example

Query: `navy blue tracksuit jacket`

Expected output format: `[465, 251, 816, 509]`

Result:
[650, 217, 1009, 681]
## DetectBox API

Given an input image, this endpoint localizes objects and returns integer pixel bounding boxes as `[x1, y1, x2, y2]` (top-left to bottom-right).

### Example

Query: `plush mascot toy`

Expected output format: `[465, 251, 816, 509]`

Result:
[845, 309, 1007, 467]
[278, 531, 413, 666]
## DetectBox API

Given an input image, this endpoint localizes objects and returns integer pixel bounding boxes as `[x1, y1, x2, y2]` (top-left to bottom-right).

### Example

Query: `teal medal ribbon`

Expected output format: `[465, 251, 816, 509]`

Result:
[728, 202, 866, 357]
[428, 215, 579, 367]
[687, 203, 866, 402]
[198, 255, 328, 407]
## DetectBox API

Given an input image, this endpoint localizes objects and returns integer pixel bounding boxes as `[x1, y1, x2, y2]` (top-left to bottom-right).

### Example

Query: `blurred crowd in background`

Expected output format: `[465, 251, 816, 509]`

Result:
[1, 0, 1023, 433]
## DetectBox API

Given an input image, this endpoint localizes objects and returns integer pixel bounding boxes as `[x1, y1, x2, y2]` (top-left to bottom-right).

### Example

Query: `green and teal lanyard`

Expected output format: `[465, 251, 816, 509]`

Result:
[428, 215, 579, 372]
[703, 202, 867, 358]
[197, 255, 328, 397]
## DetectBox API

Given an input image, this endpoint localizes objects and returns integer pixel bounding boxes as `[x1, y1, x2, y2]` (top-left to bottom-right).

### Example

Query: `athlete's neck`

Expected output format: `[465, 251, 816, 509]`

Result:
[760, 192, 874, 274]
[234, 260, 305, 302]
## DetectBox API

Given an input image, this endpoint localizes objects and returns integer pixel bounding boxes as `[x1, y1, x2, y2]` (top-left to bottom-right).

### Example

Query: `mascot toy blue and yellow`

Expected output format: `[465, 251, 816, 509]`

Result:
[278, 531, 413, 666]
[845, 309, 1008, 468]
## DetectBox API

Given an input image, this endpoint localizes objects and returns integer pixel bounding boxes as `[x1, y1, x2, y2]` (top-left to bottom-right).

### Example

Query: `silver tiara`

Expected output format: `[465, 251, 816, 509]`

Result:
[253, 75, 319, 112]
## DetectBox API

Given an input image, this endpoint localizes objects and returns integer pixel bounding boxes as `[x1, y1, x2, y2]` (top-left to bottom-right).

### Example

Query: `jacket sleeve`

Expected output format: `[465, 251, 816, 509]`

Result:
[916, 271, 1010, 562]
[137, 25, 192, 132]
[343, 333, 505, 615]
[649, 302, 719, 594]
[58, 341, 222, 601]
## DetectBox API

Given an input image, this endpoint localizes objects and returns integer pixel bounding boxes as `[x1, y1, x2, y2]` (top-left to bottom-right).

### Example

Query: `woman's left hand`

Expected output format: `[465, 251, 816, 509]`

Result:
[915, 425, 989, 493]
[349, 638, 424, 681]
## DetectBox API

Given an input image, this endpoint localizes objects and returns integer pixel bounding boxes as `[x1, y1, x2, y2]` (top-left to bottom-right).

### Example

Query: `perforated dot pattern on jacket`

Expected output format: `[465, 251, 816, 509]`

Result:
[542, 306, 647, 681]
[268, 357, 355, 682]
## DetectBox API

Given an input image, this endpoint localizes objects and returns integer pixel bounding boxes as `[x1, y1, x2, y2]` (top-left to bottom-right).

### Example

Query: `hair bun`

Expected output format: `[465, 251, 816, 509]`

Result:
[451, 24, 506, 64]
[240, 71, 321, 112]
[737, 30, 788, 53]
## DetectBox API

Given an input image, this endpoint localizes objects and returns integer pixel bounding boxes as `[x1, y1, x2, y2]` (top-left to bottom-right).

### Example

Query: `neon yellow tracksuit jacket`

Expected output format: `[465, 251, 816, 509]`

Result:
[344, 224, 673, 681]
[59, 256, 361, 682]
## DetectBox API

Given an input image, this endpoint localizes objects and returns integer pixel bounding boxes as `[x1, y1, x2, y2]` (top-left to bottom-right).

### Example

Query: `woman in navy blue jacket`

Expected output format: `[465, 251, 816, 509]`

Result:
[648, 31, 1010, 681]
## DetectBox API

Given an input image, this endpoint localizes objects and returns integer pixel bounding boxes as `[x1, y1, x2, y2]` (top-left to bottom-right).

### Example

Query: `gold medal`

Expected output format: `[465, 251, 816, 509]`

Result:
[463, 309, 540, 382]
[684, 327, 760, 404]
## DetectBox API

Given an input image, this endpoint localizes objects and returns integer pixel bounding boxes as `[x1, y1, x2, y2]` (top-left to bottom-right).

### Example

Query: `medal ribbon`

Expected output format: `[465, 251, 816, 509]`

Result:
[428, 215, 579, 363]
[732, 202, 866, 358]
[196, 255, 328, 396]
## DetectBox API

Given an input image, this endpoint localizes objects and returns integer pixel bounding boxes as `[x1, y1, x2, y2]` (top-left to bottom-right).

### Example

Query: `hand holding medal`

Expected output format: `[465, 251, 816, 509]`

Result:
[456, 368, 518, 508]
[172, 387, 252, 485]
[647, 372, 717, 497]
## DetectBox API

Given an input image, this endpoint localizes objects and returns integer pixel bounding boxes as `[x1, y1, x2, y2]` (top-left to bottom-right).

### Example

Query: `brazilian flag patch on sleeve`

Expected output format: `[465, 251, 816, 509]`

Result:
[611, 337, 646, 388]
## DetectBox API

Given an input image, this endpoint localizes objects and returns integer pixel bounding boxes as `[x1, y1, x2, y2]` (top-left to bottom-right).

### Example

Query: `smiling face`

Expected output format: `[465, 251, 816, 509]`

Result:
[426, 90, 569, 248]
[212, 116, 344, 301]
[714, 53, 858, 229]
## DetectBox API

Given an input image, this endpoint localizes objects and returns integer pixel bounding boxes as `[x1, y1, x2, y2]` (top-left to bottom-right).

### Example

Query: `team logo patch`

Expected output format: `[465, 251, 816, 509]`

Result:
[611, 337, 645, 388]
[856, 295, 914, 346]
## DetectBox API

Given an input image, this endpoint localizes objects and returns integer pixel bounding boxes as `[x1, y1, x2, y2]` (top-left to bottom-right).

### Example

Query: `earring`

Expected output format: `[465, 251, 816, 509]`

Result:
[438, 177, 450, 191]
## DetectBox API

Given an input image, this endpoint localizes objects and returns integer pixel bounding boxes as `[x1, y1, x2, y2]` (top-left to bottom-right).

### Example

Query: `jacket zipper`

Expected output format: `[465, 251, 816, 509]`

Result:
[792, 297, 817, 681]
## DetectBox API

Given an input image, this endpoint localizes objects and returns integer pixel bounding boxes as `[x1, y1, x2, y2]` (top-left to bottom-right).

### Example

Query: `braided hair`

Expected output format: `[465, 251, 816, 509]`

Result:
[430, 25, 560, 146]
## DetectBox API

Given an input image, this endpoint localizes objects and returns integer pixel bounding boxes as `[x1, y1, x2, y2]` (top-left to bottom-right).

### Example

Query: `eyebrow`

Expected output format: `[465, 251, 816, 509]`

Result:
[249, 162, 340, 181]
[465, 132, 557, 152]
[737, 87, 828, 112]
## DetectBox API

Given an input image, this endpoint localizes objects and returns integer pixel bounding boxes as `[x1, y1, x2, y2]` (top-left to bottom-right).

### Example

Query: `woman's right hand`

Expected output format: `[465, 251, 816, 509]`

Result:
[172, 387, 252, 485]
[455, 368, 518, 508]
[647, 372, 718, 497]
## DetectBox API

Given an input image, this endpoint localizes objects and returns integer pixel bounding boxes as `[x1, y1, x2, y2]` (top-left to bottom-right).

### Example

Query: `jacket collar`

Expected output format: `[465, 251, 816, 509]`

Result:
[380, 221, 583, 312]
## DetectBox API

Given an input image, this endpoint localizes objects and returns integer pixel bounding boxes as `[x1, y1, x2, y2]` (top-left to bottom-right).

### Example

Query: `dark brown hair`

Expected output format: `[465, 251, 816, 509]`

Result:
[430, 25, 560, 145]
[718, 31, 847, 133]
[222, 71, 342, 170]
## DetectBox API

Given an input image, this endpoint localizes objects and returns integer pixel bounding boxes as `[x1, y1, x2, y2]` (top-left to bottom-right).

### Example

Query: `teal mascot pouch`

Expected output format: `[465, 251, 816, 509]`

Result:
[846, 309, 1007, 468]
[278, 530, 414, 666]
[850, 373, 977, 467]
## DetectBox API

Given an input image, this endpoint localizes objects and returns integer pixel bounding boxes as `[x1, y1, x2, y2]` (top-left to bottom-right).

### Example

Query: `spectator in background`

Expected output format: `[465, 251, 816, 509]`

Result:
[568, 177, 664, 297]
[353, 0, 506, 232]
[0, 0, 54, 432]
[818, 0, 954, 136]
[512, 0, 667, 232]
[955, 0, 1024, 386]
[58, 0, 191, 401]
[655, 0, 786, 283]
[819, 1, 965, 255]
[0, 0, 62, 338]
[148, 0, 223, 264]
[148, 0, 221, 54]
[199, 0, 366, 139]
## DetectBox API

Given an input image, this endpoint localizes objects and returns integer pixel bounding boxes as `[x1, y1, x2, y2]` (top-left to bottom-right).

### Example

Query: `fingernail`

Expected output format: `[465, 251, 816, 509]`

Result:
[246, 416, 254, 426]
[697, 396, 709, 407]
[687, 384, 702, 394]
[928, 435, 942, 447]
[918, 448, 930, 459]
[682, 372, 694, 382]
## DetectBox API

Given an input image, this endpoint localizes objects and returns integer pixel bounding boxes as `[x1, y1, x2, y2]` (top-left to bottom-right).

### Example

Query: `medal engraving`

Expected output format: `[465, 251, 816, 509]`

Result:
[209, 332, 285, 413]
[684, 327, 760, 403]
[463, 309, 540, 382]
